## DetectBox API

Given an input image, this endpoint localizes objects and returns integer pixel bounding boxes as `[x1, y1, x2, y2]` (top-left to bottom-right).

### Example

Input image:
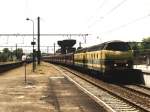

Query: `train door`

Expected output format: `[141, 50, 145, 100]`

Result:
[100, 50, 103, 72]
[101, 50, 106, 73]
[83, 54, 85, 68]
[83, 52, 87, 68]
[91, 53, 93, 69]
[100, 44, 105, 73]
[84, 53, 87, 68]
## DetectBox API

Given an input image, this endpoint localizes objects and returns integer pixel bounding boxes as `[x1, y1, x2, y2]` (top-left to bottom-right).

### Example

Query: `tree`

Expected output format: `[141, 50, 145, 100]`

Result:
[3, 48, 11, 58]
[0, 48, 24, 62]
[141, 37, 150, 49]
[128, 42, 141, 50]
[0, 48, 12, 62]
[13, 48, 23, 60]
[129, 37, 150, 50]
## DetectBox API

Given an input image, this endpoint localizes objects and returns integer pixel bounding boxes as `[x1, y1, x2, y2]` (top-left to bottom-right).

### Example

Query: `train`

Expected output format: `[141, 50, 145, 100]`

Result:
[43, 40, 134, 77]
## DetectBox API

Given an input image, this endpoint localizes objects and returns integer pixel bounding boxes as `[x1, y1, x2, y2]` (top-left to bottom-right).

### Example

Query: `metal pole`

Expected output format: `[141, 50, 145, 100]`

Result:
[32, 19, 35, 72]
[54, 43, 55, 55]
[47, 46, 49, 54]
[24, 62, 27, 83]
[37, 17, 41, 65]
[16, 44, 17, 61]
[11, 47, 13, 61]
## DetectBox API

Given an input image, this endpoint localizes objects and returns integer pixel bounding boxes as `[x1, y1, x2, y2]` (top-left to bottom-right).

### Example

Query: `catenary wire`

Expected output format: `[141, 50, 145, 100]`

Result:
[101, 14, 150, 35]
[88, 0, 128, 28]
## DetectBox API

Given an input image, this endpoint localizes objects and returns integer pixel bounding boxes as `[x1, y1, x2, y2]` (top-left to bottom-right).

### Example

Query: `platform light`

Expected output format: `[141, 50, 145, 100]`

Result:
[26, 18, 36, 72]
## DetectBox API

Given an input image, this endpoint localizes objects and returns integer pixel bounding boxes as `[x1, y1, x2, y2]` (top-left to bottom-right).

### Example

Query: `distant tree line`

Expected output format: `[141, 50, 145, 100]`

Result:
[0, 48, 23, 62]
[129, 37, 150, 51]
[129, 37, 150, 57]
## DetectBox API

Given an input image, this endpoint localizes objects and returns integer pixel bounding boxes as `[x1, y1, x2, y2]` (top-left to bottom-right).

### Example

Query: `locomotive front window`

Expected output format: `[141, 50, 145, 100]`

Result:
[106, 42, 131, 51]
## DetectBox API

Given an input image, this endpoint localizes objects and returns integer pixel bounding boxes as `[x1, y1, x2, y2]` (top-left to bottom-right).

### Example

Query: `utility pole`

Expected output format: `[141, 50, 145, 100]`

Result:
[54, 43, 55, 55]
[11, 47, 13, 61]
[79, 42, 82, 48]
[37, 16, 41, 65]
[47, 46, 49, 54]
[16, 44, 17, 61]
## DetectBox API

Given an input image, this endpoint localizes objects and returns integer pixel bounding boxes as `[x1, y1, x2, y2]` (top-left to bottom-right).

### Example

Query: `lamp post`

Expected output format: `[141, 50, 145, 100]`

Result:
[26, 18, 36, 72]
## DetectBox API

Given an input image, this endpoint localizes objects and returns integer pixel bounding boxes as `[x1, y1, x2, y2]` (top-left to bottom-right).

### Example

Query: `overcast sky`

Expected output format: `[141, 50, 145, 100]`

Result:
[0, 0, 150, 53]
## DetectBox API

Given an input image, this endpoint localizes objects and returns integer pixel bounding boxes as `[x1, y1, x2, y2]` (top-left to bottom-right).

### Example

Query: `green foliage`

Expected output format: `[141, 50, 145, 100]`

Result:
[13, 48, 23, 60]
[128, 42, 141, 50]
[141, 37, 150, 49]
[129, 37, 150, 50]
[0, 53, 6, 62]
[0, 48, 11, 62]
[128, 37, 150, 57]
[0, 48, 23, 62]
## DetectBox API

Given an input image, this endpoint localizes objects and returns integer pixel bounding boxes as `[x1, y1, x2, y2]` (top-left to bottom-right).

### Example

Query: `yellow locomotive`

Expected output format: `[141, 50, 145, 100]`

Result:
[74, 40, 133, 74]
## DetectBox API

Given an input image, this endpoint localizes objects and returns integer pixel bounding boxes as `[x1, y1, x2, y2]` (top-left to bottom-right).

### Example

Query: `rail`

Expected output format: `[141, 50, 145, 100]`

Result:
[142, 70, 150, 75]
[0, 61, 23, 73]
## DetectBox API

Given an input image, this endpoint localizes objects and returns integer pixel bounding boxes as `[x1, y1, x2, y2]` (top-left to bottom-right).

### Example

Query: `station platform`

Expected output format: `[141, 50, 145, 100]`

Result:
[134, 65, 150, 73]
[133, 65, 150, 87]
[0, 62, 106, 112]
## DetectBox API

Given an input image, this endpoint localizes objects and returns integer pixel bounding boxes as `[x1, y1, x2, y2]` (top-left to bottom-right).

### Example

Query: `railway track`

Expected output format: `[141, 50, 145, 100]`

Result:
[136, 84, 150, 91]
[122, 85, 150, 98]
[0, 61, 23, 73]
[104, 84, 150, 111]
[57, 65, 150, 112]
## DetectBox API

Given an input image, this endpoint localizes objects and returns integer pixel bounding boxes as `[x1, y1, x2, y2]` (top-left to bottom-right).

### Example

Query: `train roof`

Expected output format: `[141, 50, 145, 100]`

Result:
[76, 40, 126, 53]
[102, 40, 125, 44]
[75, 47, 88, 53]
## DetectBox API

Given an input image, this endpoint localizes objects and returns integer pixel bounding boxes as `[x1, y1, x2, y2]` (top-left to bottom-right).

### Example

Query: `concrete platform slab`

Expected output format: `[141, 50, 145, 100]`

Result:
[44, 76, 107, 112]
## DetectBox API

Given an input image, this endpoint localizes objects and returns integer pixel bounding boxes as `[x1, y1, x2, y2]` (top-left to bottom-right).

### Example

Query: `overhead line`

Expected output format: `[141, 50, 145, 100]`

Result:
[101, 14, 150, 35]
[104, 0, 127, 16]
[87, 0, 108, 22]
[88, 0, 127, 28]
[0, 34, 89, 37]
[0, 45, 59, 47]
[98, 0, 108, 10]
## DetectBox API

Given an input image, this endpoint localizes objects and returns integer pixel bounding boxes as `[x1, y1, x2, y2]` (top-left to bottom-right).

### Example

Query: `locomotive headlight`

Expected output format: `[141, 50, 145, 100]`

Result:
[126, 64, 128, 66]
[114, 64, 117, 67]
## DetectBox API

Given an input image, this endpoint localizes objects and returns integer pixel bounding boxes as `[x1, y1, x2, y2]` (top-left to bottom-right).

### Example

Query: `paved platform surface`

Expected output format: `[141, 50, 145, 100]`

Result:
[134, 65, 150, 73]
[47, 76, 106, 112]
[0, 62, 106, 112]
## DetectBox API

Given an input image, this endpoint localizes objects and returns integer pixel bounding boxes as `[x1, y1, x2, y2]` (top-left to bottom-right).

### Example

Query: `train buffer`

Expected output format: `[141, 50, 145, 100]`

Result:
[0, 62, 108, 112]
